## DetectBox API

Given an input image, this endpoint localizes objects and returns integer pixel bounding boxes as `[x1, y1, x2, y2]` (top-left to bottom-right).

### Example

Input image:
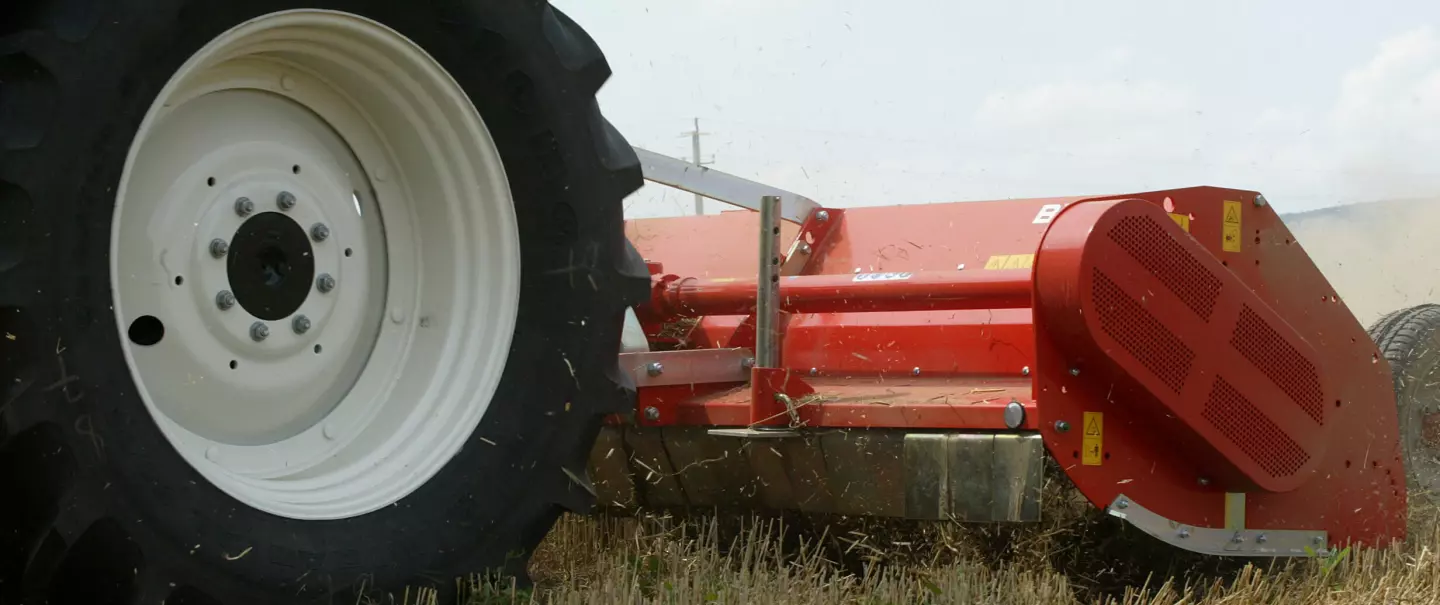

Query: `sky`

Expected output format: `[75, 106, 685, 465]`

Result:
[553, 0, 1440, 218]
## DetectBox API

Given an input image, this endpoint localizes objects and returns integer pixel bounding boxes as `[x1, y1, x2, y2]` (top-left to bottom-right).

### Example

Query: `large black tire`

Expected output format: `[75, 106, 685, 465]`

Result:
[0, 2, 649, 603]
[1367, 305, 1440, 502]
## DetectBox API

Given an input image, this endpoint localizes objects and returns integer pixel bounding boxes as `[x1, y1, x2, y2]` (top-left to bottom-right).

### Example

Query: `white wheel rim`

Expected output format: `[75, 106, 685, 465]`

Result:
[109, 10, 521, 520]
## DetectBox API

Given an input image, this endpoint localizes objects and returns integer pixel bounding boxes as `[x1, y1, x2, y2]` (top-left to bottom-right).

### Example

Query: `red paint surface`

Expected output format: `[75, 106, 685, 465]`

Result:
[624, 188, 1406, 548]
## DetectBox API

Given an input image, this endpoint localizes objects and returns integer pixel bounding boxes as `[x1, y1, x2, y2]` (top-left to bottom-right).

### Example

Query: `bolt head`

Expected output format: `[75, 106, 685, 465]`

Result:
[1197, 477, 1211, 487]
[277, 191, 297, 210]
[209, 238, 229, 258]
[249, 322, 270, 342]
[215, 290, 236, 310]
[1178, 528, 1191, 539]
[797, 241, 812, 255]
[310, 223, 330, 242]
[1256, 534, 1268, 544]
[1117, 498, 1130, 510]
[643, 406, 660, 421]
[646, 361, 664, 377]
[911, 367, 921, 376]
[1254, 194, 1268, 207]
[1003, 400, 1026, 429]
[956, 263, 966, 270]
[1312, 536, 1325, 546]
[1069, 367, 1081, 377]
[741, 357, 756, 370]
[809, 367, 819, 377]
[292, 315, 312, 334]
[315, 273, 336, 293]
[815, 210, 830, 222]
[1021, 366, 1031, 376]
[1054, 420, 1071, 433]
[234, 197, 255, 217]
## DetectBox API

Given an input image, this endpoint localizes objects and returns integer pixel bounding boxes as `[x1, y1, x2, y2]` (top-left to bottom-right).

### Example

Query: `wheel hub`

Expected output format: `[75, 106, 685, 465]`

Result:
[227, 211, 316, 321]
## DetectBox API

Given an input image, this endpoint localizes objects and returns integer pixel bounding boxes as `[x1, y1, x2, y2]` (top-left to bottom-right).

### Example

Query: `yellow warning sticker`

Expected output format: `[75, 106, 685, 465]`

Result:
[1082, 412, 1104, 466]
[1169, 213, 1190, 232]
[983, 254, 1035, 270]
[1222, 200, 1242, 253]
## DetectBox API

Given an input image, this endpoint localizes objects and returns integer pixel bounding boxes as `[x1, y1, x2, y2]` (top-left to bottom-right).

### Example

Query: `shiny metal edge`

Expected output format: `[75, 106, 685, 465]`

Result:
[623, 348, 752, 388]
[1106, 494, 1329, 557]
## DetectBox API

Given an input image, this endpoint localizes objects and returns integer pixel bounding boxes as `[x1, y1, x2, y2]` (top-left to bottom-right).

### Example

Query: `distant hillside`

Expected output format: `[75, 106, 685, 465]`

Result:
[1279, 199, 1430, 227]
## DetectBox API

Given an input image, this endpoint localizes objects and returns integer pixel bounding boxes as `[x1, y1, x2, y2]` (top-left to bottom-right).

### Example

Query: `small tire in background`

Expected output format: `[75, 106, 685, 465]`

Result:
[1368, 304, 1440, 521]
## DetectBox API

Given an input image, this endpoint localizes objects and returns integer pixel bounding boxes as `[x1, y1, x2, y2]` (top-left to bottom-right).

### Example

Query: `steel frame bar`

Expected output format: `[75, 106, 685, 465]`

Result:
[635, 147, 821, 224]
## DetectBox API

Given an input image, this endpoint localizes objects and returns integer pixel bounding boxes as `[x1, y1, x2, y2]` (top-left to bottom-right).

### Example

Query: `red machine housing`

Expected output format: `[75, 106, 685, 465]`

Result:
[625, 187, 1406, 549]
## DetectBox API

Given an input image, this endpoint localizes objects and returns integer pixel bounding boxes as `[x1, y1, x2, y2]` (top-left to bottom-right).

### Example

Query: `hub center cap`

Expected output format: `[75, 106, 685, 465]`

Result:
[228, 211, 315, 320]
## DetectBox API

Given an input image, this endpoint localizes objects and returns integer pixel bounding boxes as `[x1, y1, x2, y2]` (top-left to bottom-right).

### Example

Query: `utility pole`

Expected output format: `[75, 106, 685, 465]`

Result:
[679, 117, 714, 215]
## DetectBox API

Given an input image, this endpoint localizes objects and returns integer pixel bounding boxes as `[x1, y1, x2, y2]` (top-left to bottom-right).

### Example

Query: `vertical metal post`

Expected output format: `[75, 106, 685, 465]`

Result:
[692, 117, 706, 215]
[755, 195, 782, 367]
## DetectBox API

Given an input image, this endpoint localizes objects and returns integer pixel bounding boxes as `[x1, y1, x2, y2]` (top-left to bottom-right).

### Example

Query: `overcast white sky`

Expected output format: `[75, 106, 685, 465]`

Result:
[554, 0, 1440, 218]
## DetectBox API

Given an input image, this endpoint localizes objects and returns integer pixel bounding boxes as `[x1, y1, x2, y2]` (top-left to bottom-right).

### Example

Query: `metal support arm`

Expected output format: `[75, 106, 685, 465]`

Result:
[635, 147, 821, 224]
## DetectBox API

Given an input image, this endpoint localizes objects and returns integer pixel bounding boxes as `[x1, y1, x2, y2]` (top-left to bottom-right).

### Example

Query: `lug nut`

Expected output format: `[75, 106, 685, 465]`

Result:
[277, 191, 297, 210]
[234, 197, 255, 217]
[315, 273, 336, 293]
[643, 406, 660, 421]
[310, 223, 330, 242]
[209, 238, 229, 258]
[215, 290, 236, 310]
[292, 315, 312, 334]
[646, 362, 664, 377]
[249, 322, 270, 342]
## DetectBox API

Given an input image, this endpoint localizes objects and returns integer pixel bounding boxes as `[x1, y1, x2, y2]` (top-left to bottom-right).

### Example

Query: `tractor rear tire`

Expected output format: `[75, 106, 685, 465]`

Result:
[1368, 304, 1440, 504]
[0, 2, 648, 603]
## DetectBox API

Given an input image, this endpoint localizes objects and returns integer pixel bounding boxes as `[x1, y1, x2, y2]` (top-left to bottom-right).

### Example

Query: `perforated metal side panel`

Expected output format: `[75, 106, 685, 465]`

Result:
[1107, 215, 1224, 321]
[1092, 269, 1195, 393]
[1201, 376, 1310, 478]
[1231, 305, 1326, 425]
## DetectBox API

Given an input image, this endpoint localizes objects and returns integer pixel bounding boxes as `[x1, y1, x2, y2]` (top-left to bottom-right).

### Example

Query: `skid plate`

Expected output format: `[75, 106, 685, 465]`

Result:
[588, 427, 1043, 522]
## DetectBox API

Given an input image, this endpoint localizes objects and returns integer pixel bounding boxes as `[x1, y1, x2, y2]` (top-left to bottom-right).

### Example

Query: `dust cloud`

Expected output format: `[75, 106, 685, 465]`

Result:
[1286, 200, 1440, 327]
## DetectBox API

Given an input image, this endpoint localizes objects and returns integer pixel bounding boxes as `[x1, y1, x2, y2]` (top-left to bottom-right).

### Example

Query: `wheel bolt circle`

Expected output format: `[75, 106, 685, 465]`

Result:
[277, 191, 297, 210]
[250, 322, 270, 342]
[292, 315, 312, 334]
[310, 223, 330, 242]
[316, 273, 336, 293]
[215, 290, 236, 310]
[234, 197, 255, 217]
[209, 238, 229, 258]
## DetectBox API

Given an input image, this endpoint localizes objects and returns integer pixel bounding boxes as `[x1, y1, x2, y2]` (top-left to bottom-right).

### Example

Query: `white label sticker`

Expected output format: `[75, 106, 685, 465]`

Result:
[1032, 203, 1064, 224]
[853, 272, 913, 282]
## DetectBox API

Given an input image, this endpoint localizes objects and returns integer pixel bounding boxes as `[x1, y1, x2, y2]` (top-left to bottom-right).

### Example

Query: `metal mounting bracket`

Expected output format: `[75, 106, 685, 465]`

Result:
[1106, 494, 1329, 557]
